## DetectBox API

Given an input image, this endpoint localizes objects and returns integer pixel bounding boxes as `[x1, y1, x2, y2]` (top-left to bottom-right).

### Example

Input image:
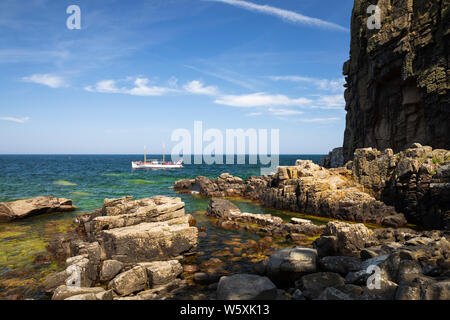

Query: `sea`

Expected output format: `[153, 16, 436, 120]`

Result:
[0, 154, 324, 299]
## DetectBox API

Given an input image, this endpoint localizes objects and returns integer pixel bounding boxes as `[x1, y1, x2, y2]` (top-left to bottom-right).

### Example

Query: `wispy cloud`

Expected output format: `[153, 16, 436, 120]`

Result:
[0, 49, 69, 64]
[298, 117, 340, 123]
[246, 112, 262, 117]
[215, 92, 312, 108]
[21, 74, 67, 88]
[269, 76, 345, 92]
[268, 108, 303, 116]
[210, 0, 348, 32]
[0, 116, 30, 123]
[85, 77, 176, 96]
[183, 80, 220, 96]
[184, 65, 258, 90]
[310, 94, 345, 110]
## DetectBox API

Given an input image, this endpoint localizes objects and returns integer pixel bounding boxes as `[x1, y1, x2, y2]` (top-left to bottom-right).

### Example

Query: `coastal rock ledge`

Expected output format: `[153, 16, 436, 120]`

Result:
[0, 196, 75, 222]
[175, 144, 450, 230]
[43, 196, 198, 300]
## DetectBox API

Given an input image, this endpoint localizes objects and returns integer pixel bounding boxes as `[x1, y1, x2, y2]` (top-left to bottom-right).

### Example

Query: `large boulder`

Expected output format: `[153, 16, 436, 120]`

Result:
[108, 266, 148, 296]
[206, 198, 241, 218]
[265, 248, 317, 283]
[0, 196, 75, 222]
[100, 260, 124, 282]
[315, 221, 374, 256]
[216, 274, 277, 300]
[138, 260, 183, 288]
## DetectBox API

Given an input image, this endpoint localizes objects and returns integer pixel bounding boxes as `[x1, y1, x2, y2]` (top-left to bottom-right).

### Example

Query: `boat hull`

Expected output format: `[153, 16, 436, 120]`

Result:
[132, 162, 183, 169]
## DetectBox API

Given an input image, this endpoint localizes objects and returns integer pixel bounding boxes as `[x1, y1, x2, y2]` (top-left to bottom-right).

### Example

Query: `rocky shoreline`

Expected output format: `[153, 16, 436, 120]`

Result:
[175, 144, 450, 230]
[0, 144, 448, 300]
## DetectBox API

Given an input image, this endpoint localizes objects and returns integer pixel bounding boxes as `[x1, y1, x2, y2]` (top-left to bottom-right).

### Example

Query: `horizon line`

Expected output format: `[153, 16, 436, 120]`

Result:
[0, 153, 327, 156]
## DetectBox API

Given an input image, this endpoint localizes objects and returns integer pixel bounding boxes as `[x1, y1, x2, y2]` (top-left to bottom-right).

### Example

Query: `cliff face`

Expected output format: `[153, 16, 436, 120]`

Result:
[343, 0, 449, 162]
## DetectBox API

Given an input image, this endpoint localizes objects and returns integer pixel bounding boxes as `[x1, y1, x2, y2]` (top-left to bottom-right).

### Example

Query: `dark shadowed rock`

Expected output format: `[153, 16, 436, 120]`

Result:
[319, 256, 362, 275]
[297, 272, 346, 299]
[217, 274, 277, 300]
[266, 248, 317, 283]
[100, 260, 124, 282]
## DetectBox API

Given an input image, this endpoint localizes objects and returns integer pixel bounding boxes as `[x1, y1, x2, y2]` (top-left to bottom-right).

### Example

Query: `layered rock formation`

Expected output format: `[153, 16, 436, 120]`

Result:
[0, 196, 75, 222]
[350, 143, 450, 229]
[43, 196, 198, 300]
[342, 0, 449, 162]
[176, 144, 450, 230]
[175, 160, 407, 228]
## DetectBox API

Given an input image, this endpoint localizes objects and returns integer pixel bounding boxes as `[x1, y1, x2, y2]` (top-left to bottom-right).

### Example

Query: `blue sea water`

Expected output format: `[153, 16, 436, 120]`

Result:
[0, 154, 323, 299]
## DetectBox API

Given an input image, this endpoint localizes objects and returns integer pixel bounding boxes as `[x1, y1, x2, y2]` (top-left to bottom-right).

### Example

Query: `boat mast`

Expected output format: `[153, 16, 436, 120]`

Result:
[144, 145, 147, 163]
[163, 142, 165, 163]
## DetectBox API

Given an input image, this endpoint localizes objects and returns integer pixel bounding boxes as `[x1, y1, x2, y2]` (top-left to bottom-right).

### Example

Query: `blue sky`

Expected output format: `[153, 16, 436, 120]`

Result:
[0, 0, 353, 154]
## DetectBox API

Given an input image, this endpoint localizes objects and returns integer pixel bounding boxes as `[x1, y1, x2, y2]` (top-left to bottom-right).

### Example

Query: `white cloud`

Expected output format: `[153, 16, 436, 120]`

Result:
[21, 74, 67, 88]
[85, 80, 120, 93]
[211, 0, 348, 32]
[126, 78, 175, 96]
[85, 77, 176, 96]
[215, 92, 312, 108]
[183, 80, 219, 96]
[246, 112, 262, 117]
[311, 94, 345, 110]
[269, 76, 345, 92]
[268, 108, 303, 116]
[299, 117, 340, 123]
[0, 116, 30, 123]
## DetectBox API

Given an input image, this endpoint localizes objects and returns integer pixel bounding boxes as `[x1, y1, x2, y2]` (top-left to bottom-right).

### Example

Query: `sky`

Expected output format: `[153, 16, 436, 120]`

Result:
[0, 0, 354, 154]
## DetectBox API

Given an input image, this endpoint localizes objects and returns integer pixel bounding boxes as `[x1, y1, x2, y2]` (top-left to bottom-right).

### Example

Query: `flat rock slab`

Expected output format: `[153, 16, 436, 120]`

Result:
[0, 196, 75, 222]
[101, 221, 198, 263]
[52, 285, 105, 300]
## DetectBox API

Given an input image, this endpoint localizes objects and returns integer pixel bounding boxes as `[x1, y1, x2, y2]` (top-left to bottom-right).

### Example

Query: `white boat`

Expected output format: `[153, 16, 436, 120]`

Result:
[132, 146, 183, 169]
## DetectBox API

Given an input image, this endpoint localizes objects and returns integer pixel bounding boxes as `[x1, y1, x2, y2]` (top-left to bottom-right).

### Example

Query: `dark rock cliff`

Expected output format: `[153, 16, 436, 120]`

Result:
[342, 0, 449, 162]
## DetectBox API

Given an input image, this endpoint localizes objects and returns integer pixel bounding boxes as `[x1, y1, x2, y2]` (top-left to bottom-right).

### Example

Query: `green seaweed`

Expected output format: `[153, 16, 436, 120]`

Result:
[53, 180, 78, 186]
[70, 191, 90, 197]
[127, 179, 155, 185]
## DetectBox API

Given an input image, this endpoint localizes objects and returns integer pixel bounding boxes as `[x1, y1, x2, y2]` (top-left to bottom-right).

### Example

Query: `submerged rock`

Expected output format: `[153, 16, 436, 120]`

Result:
[206, 198, 322, 237]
